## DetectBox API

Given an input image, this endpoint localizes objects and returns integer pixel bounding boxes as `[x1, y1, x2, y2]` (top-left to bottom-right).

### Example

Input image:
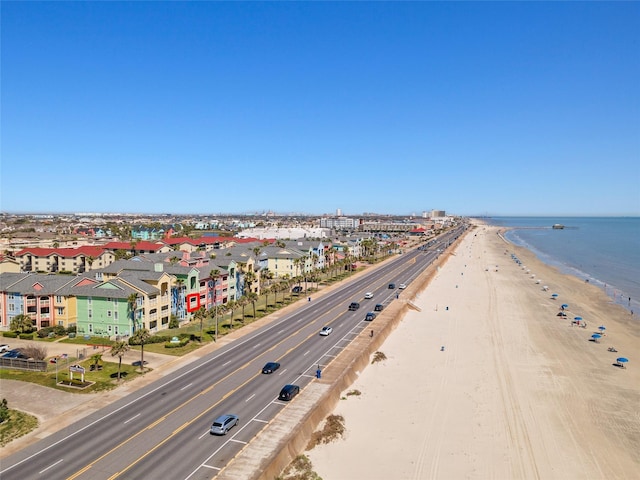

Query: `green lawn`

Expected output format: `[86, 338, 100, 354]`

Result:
[1, 358, 146, 393]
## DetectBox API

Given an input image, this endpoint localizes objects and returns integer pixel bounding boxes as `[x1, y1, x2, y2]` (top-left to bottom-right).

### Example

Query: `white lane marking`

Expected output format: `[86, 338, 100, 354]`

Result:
[39, 459, 63, 474]
[202, 465, 221, 470]
[252, 343, 260, 349]
[278, 369, 287, 375]
[124, 414, 140, 424]
[230, 438, 247, 445]
[222, 360, 231, 366]
[198, 430, 211, 440]
[304, 350, 310, 356]
[254, 418, 269, 423]
[245, 394, 255, 402]
[180, 383, 192, 391]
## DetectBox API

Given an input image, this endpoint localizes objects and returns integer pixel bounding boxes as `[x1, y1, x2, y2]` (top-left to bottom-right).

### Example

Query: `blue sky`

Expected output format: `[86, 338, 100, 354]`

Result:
[2, 2, 639, 217]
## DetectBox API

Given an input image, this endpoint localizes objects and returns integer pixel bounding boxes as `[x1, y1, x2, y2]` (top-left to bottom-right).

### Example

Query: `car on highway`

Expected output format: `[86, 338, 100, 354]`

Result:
[364, 292, 374, 299]
[0, 344, 10, 353]
[374, 303, 384, 312]
[348, 302, 360, 311]
[319, 326, 333, 336]
[388, 283, 396, 289]
[278, 384, 300, 401]
[364, 312, 377, 321]
[210, 414, 239, 435]
[262, 362, 281, 374]
[398, 283, 407, 289]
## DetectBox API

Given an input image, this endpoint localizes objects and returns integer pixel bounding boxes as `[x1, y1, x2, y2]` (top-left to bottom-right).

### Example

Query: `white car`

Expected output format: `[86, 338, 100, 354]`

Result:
[0, 344, 9, 353]
[398, 284, 407, 290]
[364, 292, 374, 299]
[319, 326, 333, 336]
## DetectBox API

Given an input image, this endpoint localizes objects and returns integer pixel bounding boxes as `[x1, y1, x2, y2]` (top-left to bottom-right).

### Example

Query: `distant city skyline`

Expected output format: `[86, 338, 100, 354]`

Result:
[2, 2, 638, 217]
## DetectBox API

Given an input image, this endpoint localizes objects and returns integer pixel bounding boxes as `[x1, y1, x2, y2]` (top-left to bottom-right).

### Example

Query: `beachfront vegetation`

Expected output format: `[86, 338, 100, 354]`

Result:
[306, 414, 346, 450]
[276, 454, 322, 480]
[371, 351, 387, 364]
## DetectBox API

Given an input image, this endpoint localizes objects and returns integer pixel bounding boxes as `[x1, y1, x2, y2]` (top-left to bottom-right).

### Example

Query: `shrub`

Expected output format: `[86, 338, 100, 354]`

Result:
[19, 333, 34, 340]
[2, 331, 18, 338]
[164, 339, 189, 348]
[19, 345, 47, 360]
[306, 415, 346, 450]
[129, 335, 171, 345]
[372, 351, 387, 364]
[67, 325, 77, 334]
[53, 325, 66, 336]
[37, 327, 55, 338]
[0, 399, 9, 423]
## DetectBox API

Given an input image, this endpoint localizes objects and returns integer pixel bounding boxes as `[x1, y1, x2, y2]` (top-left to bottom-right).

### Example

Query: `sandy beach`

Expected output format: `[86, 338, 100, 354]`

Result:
[307, 222, 640, 480]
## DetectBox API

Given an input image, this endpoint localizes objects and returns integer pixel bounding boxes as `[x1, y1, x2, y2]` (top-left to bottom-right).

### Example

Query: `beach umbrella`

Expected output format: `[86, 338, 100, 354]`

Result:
[551, 293, 559, 299]
[561, 304, 569, 309]
[616, 357, 629, 364]
[591, 334, 602, 341]
[574, 316, 583, 321]
[598, 325, 606, 332]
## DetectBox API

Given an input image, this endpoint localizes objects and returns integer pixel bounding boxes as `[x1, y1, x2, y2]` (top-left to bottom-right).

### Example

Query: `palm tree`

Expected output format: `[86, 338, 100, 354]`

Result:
[207, 305, 221, 341]
[247, 292, 258, 319]
[90, 353, 103, 371]
[10, 314, 35, 334]
[111, 341, 130, 381]
[193, 307, 207, 342]
[209, 269, 220, 310]
[131, 328, 151, 372]
[175, 278, 185, 319]
[127, 293, 140, 332]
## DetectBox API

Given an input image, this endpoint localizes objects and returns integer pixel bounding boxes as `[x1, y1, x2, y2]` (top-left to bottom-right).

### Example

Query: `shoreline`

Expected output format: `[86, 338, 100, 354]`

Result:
[495, 221, 640, 316]
[500, 226, 638, 316]
[306, 222, 640, 479]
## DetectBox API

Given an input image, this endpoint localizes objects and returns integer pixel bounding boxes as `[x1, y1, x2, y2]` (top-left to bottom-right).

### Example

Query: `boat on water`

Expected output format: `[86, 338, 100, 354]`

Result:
[552, 224, 565, 229]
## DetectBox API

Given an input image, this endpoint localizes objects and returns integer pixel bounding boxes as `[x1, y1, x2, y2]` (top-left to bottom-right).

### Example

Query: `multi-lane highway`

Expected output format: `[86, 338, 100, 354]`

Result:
[1, 225, 466, 480]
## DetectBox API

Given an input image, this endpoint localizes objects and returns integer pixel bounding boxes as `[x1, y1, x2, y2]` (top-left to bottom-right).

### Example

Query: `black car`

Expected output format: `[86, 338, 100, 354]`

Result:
[388, 283, 396, 289]
[278, 384, 300, 401]
[365, 312, 377, 321]
[374, 303, 384, 312]
[292, 286, 303, 293]
[348, 302, 360, 311]
[262, 362, 281, 374]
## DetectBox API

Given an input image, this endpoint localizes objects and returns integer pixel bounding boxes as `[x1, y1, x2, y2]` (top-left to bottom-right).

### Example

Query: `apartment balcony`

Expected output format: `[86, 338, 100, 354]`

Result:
[26, 299, 37, 307]
[39, 299, 50, 307]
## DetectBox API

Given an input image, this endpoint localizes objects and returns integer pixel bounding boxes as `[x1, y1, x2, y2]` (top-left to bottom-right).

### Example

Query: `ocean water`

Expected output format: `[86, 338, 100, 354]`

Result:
[481, 217, 640, 314]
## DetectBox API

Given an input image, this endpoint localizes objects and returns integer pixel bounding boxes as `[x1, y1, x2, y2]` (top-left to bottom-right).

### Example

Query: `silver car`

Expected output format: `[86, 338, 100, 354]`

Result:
[210, 414, 239, 435]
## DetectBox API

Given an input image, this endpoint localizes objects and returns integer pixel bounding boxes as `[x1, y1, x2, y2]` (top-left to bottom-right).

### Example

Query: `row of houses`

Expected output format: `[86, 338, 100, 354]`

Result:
[0, 236, 381, 338]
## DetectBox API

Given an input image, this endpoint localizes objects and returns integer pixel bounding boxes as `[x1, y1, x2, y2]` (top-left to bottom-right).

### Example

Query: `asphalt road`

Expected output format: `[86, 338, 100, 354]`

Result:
[0, 226, 466, 480]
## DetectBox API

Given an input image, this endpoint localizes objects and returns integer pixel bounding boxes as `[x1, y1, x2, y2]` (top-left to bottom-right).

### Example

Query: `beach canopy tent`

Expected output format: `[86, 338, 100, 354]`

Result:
[551, 293, 559, 298]
[616, 357, 629, 368]
[542, 286, 549, 291]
